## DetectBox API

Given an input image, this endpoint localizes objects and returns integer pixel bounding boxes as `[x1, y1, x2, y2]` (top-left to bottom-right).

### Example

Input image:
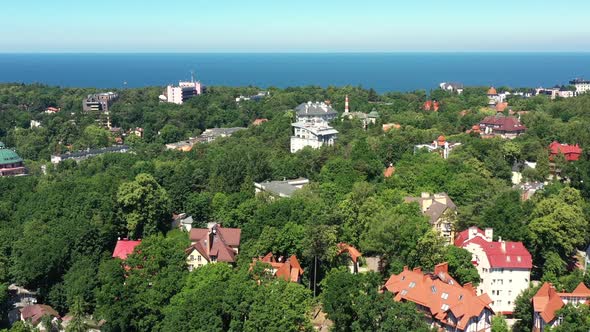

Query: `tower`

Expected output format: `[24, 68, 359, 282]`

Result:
[345, 95, 349, 113]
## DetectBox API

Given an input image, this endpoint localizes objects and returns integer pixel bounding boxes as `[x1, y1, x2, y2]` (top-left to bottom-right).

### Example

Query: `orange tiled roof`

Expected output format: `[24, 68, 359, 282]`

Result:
[384, 263, 493, 331]
[487, 87, 497, 95]
[251, 253, 304, 283]
[383, 165, 395, 178]
[337, 242, 362, 263]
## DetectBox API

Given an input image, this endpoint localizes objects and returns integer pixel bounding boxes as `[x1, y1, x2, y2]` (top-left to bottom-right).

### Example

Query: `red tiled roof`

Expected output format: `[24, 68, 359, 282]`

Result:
[533, 283, 566, 324]
[548, 141, 582, 161]
[21, 305, 60, 325]
[112, 239, 142, 260]
[479, 115, 526, 133]
[188, 224, 241, 264]
[384, 263, 493, 331]
[383, 165, 395, 178]
[253, 118, 268, 126]
[337, 242, 362, 263]
[495, 102, 509, 112]
[251, 253, 304, 283]
[454, 228, 485, 247]
[487, 87, 497, 95]
[572, 283, 590, 296]
[457, 230, 532, 269]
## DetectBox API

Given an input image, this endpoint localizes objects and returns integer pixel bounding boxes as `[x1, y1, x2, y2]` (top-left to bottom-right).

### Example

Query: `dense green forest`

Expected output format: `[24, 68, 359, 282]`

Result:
[1, 82, 590, 331]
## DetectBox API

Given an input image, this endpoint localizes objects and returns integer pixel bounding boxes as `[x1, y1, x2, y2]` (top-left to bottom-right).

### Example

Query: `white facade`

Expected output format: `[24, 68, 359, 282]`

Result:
[164, 81, 204, 105]
[290, 122, 337, 153]
[570, 78, 590, 94]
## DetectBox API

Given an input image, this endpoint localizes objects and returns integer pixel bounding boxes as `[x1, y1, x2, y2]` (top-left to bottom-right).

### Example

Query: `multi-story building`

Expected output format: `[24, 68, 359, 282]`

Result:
[384, 262, 494, 332]
[532, 282, 590, 331]
[404, 192, 457, 244]
[186, 223, 241, 271]
[50, 145, 130, 164]
[439, 82, 464, 94]
[294, 101, 338, 123]
[162, 81, 204, 105]
[0, 142, 26, 177]
[290, 122, 338, 153]
[83, 92, 118, 112]
[455, 227, 532, 315]
[569, 78, 590, 95]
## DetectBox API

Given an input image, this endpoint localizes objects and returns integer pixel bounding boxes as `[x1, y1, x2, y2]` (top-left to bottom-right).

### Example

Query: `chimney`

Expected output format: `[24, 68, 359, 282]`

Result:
[484, 228, 493, 242]
[468, 226, 478, 240]
[434, 262, 448, 275]
[413, 267, 422, 274]
[500, 239, 506, 253]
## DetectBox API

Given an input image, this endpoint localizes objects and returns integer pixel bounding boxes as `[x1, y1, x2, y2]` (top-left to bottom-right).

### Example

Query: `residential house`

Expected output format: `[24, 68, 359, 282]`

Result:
[20, 304, 60, 330]
[171, 213, 194, 232]
[199, 127, 246, 143]
[294, 101, 338, 123]
[44, 107, 61, 114]
[384, 262, 494, 332]
[341, 95, 379, 128]
[383, 164, 395, 178]
[250, 253, 304, 283]
[532, 282, 590, 332]
[0, 142, 26, 177]
[382, 123, 401, 132]
[405, 192, 457, 244]
[414, 135, 461, 159]
[478, 114, 527, 139]
[252, 118, 268, 126]
[165, 140, 194, 152]
[7, 285, 38, 325]
[290, 121, 338, 153]
[517, 182, 544, 201]
[423, 100, 440, 111]
[487, 87, 503, 106]
[439, 82, 464, 94]
[236, 91, 269, 103]
[548, 141, 582, 162]
[112, 239, 142, 260]
[186, 223, 241, 271]
[254, 178, 309, 198]
[455, 227, 533, 315]
[50, 145, 130, 164]
[337, 243, 362, 274]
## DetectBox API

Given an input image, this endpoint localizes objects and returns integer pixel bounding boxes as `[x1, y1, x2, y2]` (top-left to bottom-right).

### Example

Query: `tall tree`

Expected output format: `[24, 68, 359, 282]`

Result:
[117, 173, 171, 238]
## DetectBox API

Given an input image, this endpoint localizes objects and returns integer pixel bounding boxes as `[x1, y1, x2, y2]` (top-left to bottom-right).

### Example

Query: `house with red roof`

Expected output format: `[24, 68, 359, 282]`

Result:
[478, 114, 527, 139]
[423, 100, 440, 112]
[337, 243, 363, 274]
[384, 262, 494, 332]
[112, 239, 142, 260]
[455, 227, 532, 315]
[252, 118, 268, 126]
[20, 304, 60, 328]
[532, 282, 590, 331]
[548, 141, 582, 162]
[186, 223, 241, 271]
[251, 253, 304, 283]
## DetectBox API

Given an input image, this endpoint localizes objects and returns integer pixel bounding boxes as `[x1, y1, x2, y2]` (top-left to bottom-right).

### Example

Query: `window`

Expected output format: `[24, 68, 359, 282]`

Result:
[197, 256, 202, 262]
[401, 290, 408, 295]
[441, 304, 449, 311]
[431, 286, 437, 293]
[409, 282, 416, 288]
[441, 292, 449, 300]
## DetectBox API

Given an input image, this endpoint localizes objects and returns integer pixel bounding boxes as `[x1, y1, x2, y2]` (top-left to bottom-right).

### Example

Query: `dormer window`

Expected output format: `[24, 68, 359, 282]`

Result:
[441, 292, 449, 300]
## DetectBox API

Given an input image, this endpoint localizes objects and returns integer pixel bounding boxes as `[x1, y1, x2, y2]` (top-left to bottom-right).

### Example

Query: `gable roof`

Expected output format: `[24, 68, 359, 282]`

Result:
[251, 253, 304, 283]
[295, 102, 338, 117]
[112, 239, 142, 260]
[384, 263, 493, 331]
[21, 304, 60, 325]
[479, 114, 526, 133]
[533, 283, 567, 324]
[548, 141, 582, 161]
[337, 243, 362, 263]
[188, 224, 241, 263]
[456, 227, 532, 269]
[405, 193, 456, 225]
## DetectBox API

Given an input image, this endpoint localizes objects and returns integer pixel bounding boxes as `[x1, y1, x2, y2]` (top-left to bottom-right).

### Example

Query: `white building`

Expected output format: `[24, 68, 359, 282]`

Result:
[439, 82, 464, 94]
[455, 227, 532, 315]
[290, 101, 338, 153]
[570, 78, 590, 95]
[162, 81, 204, 105]
[414, 135, 461, 159]
[294, 101, 338, 123]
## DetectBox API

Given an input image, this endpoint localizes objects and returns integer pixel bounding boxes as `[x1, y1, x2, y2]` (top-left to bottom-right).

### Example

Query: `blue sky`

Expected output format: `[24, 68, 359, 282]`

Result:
[2, 0, 590, 52]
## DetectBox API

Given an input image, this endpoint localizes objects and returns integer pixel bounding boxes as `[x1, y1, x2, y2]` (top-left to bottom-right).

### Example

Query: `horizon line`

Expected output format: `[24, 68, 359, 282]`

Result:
[2, 50, 590, 55]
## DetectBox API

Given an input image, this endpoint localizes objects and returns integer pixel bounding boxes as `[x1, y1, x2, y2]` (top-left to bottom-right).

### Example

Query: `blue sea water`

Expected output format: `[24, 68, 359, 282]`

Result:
[0, 53, 589, 93]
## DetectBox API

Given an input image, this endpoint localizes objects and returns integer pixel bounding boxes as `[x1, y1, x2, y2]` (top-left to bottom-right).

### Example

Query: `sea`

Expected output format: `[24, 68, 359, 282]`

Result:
[0, 53, 589, 93]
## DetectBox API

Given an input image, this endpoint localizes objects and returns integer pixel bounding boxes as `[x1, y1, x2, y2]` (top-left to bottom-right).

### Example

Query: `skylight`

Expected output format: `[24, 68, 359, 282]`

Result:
[441, 292, 449, 299]
[409, 282, 416, 288]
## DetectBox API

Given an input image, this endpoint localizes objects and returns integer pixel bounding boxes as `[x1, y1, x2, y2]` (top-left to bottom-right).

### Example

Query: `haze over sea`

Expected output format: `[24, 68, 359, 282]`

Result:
[1, 53, 589, 93]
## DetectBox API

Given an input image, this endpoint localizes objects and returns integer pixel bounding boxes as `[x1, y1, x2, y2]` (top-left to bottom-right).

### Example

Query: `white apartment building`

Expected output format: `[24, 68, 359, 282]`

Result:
[162, 81, 204, 105]
[570, 78, 590, 95]
[455, 227, 532, 315]
[290, 122, 338, 153]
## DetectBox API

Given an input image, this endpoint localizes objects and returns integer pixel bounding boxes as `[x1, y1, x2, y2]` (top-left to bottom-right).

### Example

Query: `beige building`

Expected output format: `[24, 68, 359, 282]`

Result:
[186, 223, 241, 271]
[405, 192, 457, 244]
